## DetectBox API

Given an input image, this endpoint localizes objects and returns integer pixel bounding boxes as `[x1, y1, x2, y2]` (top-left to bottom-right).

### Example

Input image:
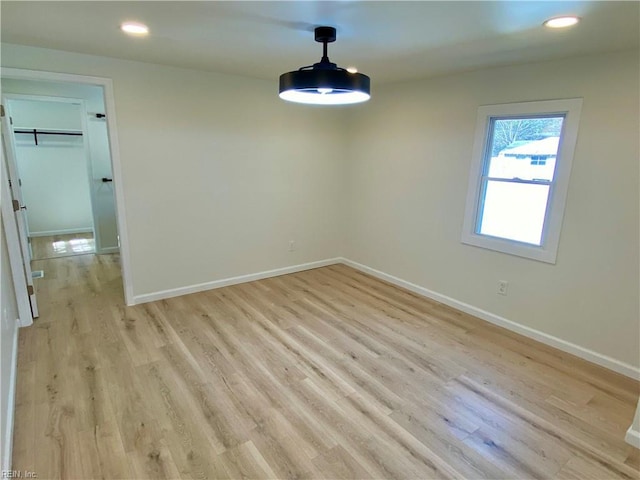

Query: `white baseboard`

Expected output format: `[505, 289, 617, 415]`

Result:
[340, 258, 640, 380]
[626, 427, 640, 449]
[29, 228, 93, 237]
[129, 254, 639, 379]
[2, 326, 19, 472]
[132, 258, 343, 305]
[96, 246, 119, 255]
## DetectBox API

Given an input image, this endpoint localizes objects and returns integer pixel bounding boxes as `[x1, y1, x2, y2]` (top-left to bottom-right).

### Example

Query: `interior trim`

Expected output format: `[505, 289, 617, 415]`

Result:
[341, 258, 640, 380]
[2, 327, 19, 471]
[131, 254, 639, 380]
[626, 426, 640, 449]
[132, 257, 343, 305]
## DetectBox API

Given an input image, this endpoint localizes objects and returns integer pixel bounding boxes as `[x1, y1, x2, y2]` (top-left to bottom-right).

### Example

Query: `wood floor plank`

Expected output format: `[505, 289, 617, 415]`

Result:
[219, 440, 279, 480]
[625, 447, 640, 471]
[76, 421, 134, 479]
[31, 233, 95, 261]
[557, 453, 638, 480]
[12, 254, 640, 479]
[136, 360, 231, 479]
[389, 407, 509, 480]
[311, 445, 373, 480]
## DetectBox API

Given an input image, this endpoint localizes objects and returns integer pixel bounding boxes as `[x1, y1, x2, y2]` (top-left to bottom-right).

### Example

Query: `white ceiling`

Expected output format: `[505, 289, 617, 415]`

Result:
[2, 1, 638, 84]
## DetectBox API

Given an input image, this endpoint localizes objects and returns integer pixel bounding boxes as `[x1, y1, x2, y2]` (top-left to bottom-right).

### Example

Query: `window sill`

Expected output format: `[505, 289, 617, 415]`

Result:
[461, 232, 558, 264]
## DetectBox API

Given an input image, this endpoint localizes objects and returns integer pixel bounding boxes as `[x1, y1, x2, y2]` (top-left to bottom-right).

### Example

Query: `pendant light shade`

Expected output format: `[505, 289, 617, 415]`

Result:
[279, 26, 370, 105]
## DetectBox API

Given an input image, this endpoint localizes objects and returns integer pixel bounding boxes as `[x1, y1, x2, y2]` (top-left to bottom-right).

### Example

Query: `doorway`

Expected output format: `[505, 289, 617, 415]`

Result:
[4, 95, 100, 261]
[1, 68, 133, 306]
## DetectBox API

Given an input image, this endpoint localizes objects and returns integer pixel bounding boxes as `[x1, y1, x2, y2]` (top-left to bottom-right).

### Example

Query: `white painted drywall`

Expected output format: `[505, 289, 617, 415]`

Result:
[344, 50, 640, 368]
[0, 222, 20, 470]
[10, 99, 80, 130]
[1, 44, 348, 297]
[2, 79, 119, 251]
[10, 99, 94, 236]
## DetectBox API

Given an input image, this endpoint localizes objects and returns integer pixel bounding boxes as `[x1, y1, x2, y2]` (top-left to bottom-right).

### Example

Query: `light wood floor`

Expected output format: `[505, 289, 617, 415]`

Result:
[12, 254, 640, 479]
[30, 233, 95, 261]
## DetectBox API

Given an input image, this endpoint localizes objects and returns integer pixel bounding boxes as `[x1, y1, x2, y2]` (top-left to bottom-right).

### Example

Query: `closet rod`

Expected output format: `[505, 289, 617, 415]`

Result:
[14, 128, 83, 146]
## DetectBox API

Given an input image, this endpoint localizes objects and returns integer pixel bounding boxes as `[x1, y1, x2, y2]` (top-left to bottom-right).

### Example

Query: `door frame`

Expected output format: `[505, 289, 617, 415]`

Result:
[1, 67, 134, 305]
[1, 102, 39, 318]
[3, 93, 98, 251]
[1, 142, 33, 327]
[1, 99, 30, 242]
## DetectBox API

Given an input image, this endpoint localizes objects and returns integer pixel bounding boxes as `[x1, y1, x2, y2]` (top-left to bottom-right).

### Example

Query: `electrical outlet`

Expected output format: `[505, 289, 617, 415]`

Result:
[288, 240, 296, 252]
[498, 280, 508, 296]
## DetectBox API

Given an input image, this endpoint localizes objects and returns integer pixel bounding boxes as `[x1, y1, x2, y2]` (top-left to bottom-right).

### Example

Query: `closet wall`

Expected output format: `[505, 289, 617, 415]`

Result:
[10, 99, 93, 236]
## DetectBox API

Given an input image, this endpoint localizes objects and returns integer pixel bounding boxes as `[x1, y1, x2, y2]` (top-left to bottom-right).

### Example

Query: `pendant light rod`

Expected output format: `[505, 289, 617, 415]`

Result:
[316, 26, 336, 66]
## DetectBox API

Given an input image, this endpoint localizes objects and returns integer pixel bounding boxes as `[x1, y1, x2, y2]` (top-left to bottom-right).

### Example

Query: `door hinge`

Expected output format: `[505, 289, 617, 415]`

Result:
[27, 285, 34, 296]
[18, 178, 22, 186]
[12, 199, 19, 212]
[0, 104, 4, 117]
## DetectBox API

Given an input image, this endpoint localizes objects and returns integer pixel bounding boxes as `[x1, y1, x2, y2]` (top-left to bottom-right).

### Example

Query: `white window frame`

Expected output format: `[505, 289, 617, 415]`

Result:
[461, 98, 583, 264]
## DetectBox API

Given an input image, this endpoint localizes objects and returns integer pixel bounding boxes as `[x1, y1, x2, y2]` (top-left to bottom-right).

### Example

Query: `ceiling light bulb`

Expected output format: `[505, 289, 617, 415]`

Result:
[543, 16, 580, 28]
[120, 22, 149, 36]
[346, 67, 358, 74]
[317, 88, 333, 94]
[279, 90, 369, 105]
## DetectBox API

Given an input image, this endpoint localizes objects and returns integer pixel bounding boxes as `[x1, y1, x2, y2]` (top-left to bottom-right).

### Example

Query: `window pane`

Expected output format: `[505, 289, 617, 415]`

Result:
[486, 116, 564, 181]
[479, 181, 550, 245]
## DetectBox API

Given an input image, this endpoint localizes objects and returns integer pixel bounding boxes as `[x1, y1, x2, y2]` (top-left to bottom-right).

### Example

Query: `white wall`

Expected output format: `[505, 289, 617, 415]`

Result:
[2, 80, 119, 251]
[1, 44, 348, 298]
[10, 99, 94, 236]
[10, 99, 80, 130]
[0, 222, 20, 470]
[345, 50, 640, 369]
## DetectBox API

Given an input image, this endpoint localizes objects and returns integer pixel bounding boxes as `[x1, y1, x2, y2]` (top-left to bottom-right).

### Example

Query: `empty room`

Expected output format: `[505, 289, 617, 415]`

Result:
[1, 1, 639, 479]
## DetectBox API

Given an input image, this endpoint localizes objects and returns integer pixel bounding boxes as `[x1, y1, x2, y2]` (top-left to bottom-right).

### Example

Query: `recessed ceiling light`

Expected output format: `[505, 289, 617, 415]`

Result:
[346, 67, 358, 74]
[543, 16, 580, 29]
[120, 22, 149, 36]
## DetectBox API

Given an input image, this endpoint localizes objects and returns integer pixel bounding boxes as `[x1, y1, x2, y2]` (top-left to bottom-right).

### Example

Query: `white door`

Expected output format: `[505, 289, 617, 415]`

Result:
[1, 104, 39, 318]
[84, 105, 119, 254]
[1, 104, 32, 260]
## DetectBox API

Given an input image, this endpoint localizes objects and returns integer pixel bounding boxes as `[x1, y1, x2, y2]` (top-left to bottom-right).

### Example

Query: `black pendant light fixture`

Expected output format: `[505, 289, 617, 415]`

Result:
[279, 26, 370, 105]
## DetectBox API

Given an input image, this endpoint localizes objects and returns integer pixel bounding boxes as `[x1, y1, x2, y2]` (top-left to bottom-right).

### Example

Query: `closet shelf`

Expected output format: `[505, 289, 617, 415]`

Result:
[14, 128, 83, 146]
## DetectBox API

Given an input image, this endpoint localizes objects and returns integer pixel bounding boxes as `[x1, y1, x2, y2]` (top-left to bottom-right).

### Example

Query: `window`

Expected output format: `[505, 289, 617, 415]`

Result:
[461, 99, 582, 263]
